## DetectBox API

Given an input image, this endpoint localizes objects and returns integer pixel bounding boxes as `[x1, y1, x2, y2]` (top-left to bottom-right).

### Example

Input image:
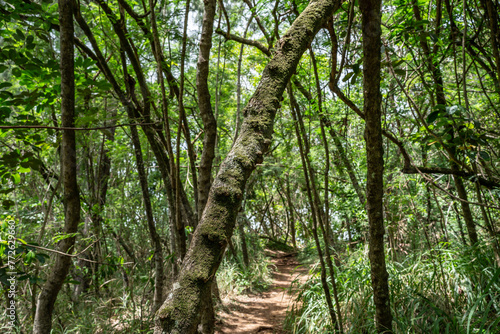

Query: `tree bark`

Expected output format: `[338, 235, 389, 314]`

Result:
[359, 0, 393, 332]
[238, 213, 250, 268]
[285, 175, 297, 249]
[33, 1, 80, 332]
[197, 4, 235, 319]
[153, 1, 341, 332]
[289, 85, 340, 331]
[197, 0, 217, 224]
[454, 175, 478, 244]
[127, 121, 165, 312]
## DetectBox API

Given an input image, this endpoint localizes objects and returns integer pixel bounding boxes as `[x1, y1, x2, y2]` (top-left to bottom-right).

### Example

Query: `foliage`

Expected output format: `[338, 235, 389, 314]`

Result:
[217, 235, 275, 297]
[287, 242, 500, 334]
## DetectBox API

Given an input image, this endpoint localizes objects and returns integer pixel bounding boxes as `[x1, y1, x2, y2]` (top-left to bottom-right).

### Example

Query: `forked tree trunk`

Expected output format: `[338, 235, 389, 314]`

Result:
[360, 0, 393, 332]
[196, 2, 218, 330]
[33, 1, 80, 332]
[153, 1, 341, 332]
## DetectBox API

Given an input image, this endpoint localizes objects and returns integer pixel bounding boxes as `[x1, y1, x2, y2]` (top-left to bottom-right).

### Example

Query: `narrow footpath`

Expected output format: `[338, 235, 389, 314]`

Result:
[215, 250, 309, 334]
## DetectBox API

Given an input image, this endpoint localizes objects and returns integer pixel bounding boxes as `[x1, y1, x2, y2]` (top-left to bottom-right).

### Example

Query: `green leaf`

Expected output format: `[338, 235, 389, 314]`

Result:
[0, 188, 15, 195]
[350, 73, 358, 85]
[394, 69, 406, 76]
[343, 72, 354, 82]
[12, 68, 22, 77]
[26, 35, 34, 46]
[479, 151, 491, 161]
[35, 253, 49, 264]
[2, 199, 14, 209]
[14, 29, 25, 41]
[426, 110, 440, 124]
[12, 173, 20, 184]
[0, 82, 12, 89]
[52, 232, 78, 243]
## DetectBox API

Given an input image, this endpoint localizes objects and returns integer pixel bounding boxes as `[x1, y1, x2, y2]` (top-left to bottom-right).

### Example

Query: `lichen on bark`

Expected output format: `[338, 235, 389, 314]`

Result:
[154, 1, 341, 333]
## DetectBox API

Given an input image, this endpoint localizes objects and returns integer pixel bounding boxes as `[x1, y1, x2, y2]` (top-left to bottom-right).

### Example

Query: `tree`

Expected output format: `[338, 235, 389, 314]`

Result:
[360, 0, 393, 331]
[153, 0, 342, 332]
[33, 0, 80, 332]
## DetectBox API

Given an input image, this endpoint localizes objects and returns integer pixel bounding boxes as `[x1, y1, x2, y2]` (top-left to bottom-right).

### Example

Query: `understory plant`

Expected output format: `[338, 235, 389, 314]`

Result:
[216, 246, 275, 297]
[286, 241, 500, 334]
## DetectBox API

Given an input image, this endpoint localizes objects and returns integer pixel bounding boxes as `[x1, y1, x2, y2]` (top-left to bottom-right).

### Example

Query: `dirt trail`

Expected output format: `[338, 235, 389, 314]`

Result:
[215, 250, 309, 334]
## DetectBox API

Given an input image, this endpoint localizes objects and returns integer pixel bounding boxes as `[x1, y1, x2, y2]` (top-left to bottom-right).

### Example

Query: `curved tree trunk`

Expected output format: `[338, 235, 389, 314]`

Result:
[33, 1, 80, 332]
[153, 1, 341, 332]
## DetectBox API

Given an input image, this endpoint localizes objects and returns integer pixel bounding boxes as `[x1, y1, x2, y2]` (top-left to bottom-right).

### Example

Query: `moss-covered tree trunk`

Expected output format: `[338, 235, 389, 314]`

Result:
[153, 0, 341, 332]
[33, 1, 80, 332]
[360, 0, 393, 332]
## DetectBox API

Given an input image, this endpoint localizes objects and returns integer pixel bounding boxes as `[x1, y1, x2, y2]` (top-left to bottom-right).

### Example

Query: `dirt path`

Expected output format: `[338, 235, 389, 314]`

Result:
[215, 250, 309, 334]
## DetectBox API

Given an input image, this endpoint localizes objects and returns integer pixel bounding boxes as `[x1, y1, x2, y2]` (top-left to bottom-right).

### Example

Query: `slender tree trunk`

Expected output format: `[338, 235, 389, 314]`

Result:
[294, 78, 366, 206]
[480, 0, 500, 89]
[118, 19, 164, 310]
[234, 17, 253, 140]
[285, 175, 297, 249]
[197, 0, 217, 224]
[238, 213, 250, 268]
[289, 85, 340, 331]
[454, 176, 478, 244]
[360, 0, 393, 332]
[33, 1, 80, 332]
[154, 1, 341, 332]
[453, 203, 468, 245]
[175, 0, 192, 261]
[195, 2, 218, 332]
[128, 122, 165, 312]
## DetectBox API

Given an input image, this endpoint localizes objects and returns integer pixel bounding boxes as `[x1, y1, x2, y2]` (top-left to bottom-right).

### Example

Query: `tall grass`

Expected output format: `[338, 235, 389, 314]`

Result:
[286, 242, 500, 333]
[216, 233, 276, 297]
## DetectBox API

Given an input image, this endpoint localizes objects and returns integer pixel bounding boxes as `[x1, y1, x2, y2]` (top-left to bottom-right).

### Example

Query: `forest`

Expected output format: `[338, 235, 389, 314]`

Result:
[0, 0, 499, 333]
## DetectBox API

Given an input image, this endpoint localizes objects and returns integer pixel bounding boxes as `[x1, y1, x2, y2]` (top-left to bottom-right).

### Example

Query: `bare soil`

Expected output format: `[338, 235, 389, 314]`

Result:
[215, 250, 309, 334]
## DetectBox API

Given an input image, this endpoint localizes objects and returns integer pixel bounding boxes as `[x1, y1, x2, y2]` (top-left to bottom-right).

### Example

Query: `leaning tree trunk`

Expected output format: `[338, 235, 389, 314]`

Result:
[153, 1, 341, 332]
[33, 1, 80, 332]
[360, 0, 393, 332]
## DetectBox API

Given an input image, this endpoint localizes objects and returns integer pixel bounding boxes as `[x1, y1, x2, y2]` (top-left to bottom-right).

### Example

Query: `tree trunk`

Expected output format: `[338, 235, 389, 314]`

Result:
[289, 85, 340, 331]
[238, 215, 250, 269]
[285, 175, 297, 249]
[360, 0, 393, 332]
[153, 1, 341, 332]
[127, 121, 165, 312]
[33, 1, 80, 332]
[197, 0, 217, 223]
[195, 2, 218, 331]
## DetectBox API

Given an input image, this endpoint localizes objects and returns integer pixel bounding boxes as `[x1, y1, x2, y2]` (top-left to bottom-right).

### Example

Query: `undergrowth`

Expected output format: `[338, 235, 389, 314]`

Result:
[216, 251, 274, 297]
[285, 241, 500, 334]
[216, 234, 275, 297]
